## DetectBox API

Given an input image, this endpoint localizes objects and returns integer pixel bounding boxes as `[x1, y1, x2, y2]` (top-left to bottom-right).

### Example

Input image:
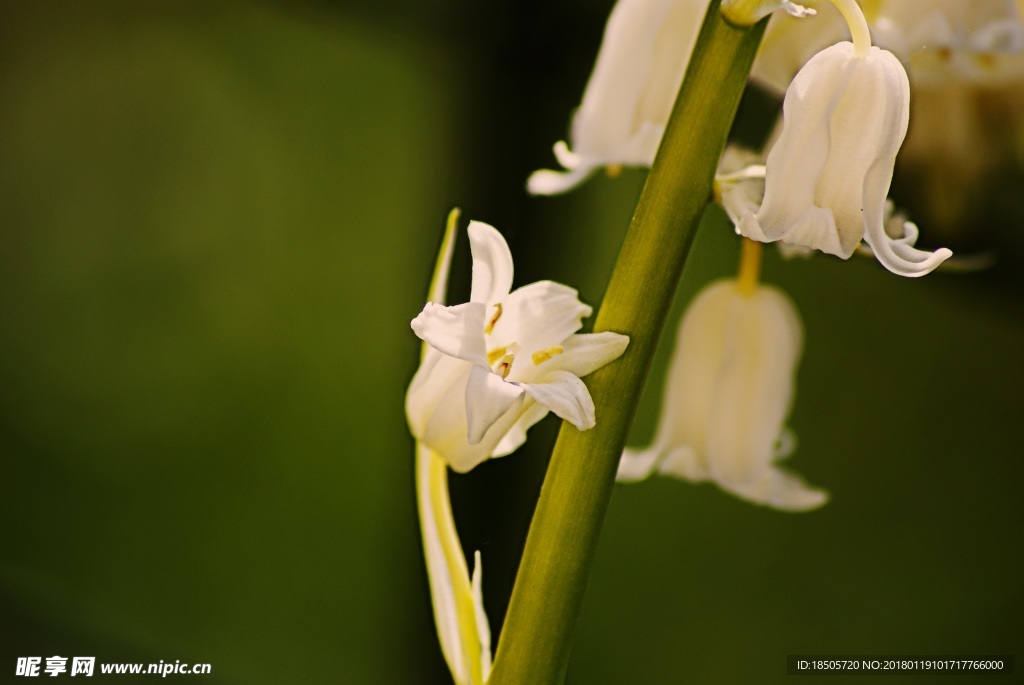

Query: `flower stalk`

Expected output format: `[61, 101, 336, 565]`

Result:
[486, 4, 767, 683]
[829, 0, 871, 57]
[737, 237, 763, 295]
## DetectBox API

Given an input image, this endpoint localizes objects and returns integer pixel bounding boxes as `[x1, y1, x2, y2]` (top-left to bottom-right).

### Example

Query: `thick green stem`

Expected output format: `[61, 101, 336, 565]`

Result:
[487, 5, 766, 684]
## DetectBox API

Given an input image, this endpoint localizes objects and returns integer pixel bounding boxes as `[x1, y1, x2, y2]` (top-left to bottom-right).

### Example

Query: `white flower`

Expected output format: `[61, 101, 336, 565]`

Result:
[407, 220, 629, 473]
[618, 278, 826, 511]
[526, 0, 709, 195]
[738, 41, 953, 277]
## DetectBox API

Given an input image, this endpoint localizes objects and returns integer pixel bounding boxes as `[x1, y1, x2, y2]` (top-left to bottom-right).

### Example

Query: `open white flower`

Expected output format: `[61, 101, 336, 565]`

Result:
[526, 0, 709, 195]
[738, 41, 953, 277]
[618, 278, 826, 511]
[407, 220, 629, 473]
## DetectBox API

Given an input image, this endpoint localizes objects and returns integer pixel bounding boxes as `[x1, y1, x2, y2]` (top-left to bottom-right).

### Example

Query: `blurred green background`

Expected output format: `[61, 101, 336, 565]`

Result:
[1, 1, 1021, 683]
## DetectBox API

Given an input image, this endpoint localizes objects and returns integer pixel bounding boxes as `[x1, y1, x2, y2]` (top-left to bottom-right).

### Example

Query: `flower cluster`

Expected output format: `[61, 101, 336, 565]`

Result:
[407, 1, 1006, 678]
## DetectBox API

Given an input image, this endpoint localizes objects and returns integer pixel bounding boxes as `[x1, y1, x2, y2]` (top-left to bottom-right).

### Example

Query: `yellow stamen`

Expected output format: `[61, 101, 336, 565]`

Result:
[489, 343, 519, 380]
[606, 164, 622, 178]
[737, 237, 762, 297]
[532, 346, 564, 365]
[487, 346, 508, 365]
[484, 303, 503, 334]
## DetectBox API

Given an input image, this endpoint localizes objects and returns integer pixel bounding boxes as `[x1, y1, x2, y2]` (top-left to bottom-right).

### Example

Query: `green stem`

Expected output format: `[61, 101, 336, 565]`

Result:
[487, 5, 766, 684]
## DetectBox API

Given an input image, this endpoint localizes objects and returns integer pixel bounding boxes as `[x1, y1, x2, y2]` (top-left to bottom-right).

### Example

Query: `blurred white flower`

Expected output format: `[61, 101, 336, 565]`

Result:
[752, 0, 1024, 91]
[873, 0, 1024, 86]
[527, 0, 709, 195]
[738, 41, 953, 277]
[407, 220, 628, 472]
[618, 278, 826, 511]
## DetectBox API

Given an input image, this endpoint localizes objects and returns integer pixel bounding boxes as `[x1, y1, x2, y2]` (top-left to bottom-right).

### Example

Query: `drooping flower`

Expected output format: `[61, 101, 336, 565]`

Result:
[737, 41, 953, 277]
[407, 220, 629, 473]
[618, 278, 826, 511]
[526, 0, 710, 195]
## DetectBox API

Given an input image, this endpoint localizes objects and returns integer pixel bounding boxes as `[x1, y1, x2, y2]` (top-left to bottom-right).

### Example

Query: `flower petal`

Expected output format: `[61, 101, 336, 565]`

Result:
[814, 45, 908, 257]
[863, 225, 953, 277]
[412, 301, 489, 367]
[491, 398, 548, 458]
[703, 284, 803, 485]
[468, 221, 514, 304]
[658, 445, 709, 482]
[415, 445, 468, 683]
[546, 331, 630, 378]
[488, 281, 593, 358]
[846, 44, 955, 277]
[857, 211, 959, 272]
[421, 365, 525, 473]
[747, 43, 854, 253]
[427, 208, 461, 308]
[627, 282, 737, 464]
[465, 365, 526, 445]
[526, 164, 601, 196]
[407, 351, 470, 439]
[523, 370, 596, 431]
[719, 465, 829, 511]
[470, 551, 493, 682]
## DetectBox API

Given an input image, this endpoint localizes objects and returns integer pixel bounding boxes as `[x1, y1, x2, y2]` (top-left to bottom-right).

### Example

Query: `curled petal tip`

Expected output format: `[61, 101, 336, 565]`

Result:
[552, 140, 581, 168]
[527, 165, 599, 196]
[876, 244, 954, 278]
[781, 1, 815, 18]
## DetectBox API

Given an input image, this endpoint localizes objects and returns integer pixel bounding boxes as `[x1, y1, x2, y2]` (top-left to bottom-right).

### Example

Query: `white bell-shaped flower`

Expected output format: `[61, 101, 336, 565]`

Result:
[617, 278, 826, 511]
[407, 221, 629, 473]
[738, 41, 953, 277]
[526, 0, 709, 195]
